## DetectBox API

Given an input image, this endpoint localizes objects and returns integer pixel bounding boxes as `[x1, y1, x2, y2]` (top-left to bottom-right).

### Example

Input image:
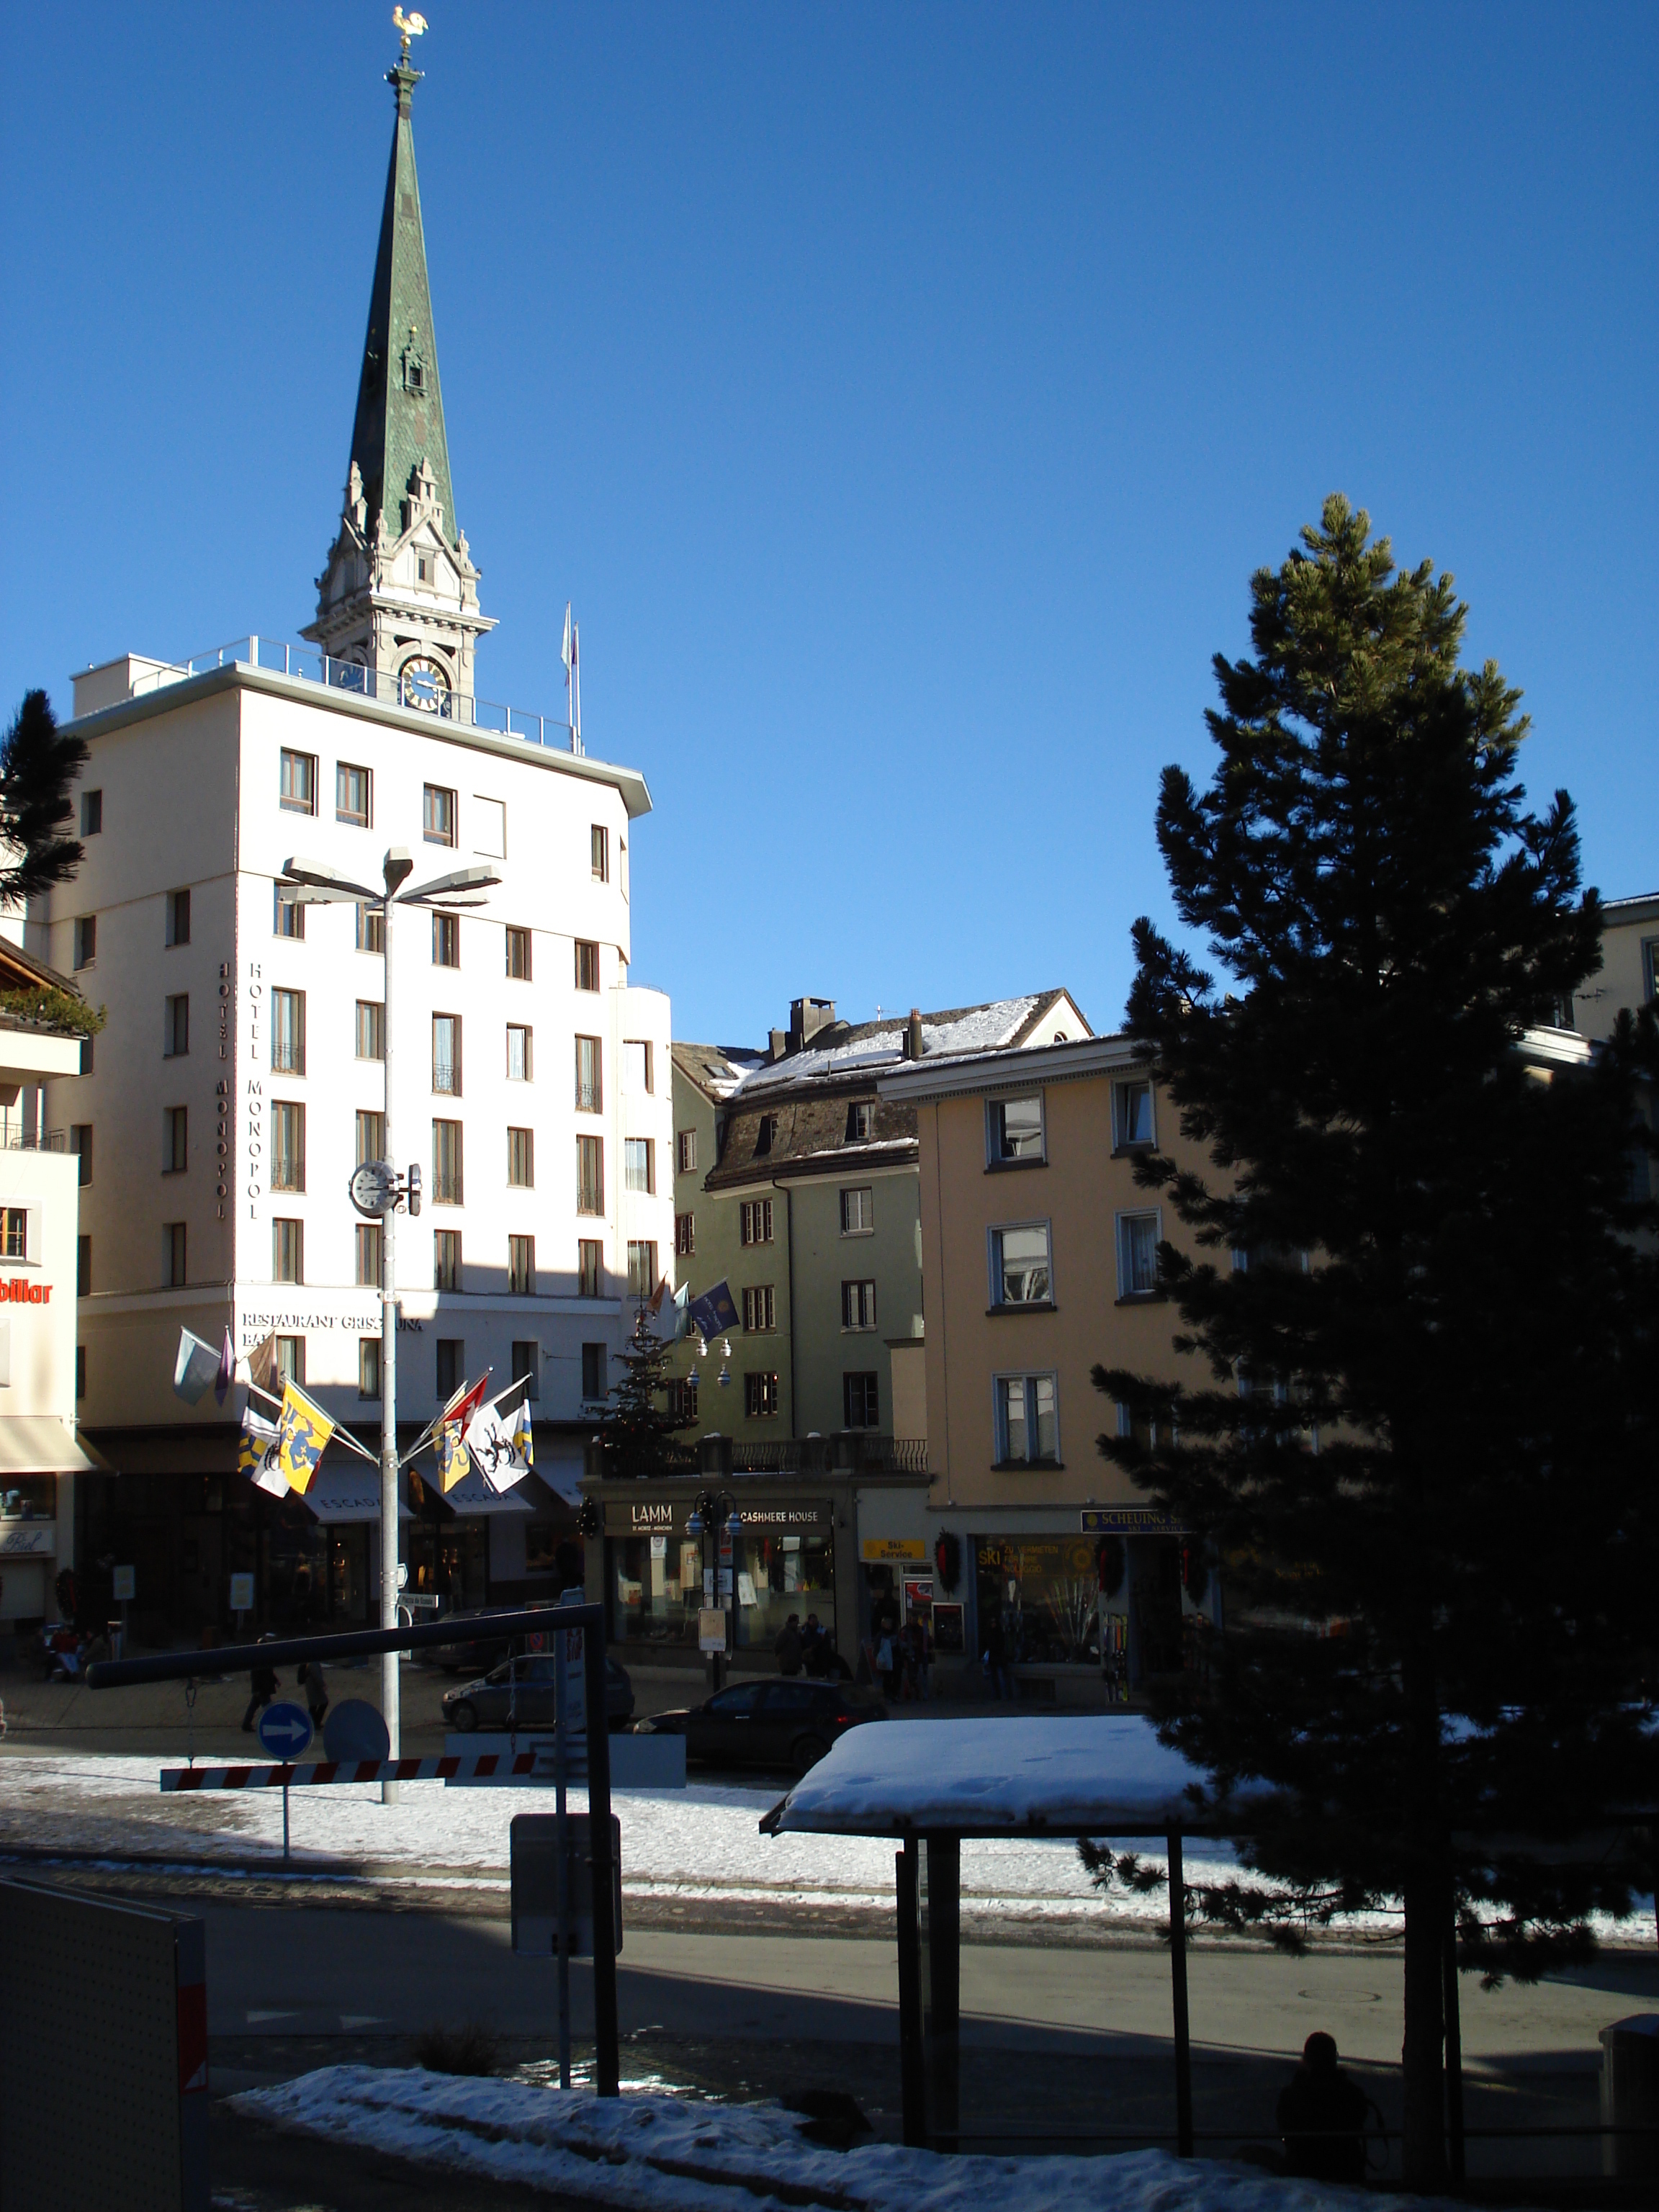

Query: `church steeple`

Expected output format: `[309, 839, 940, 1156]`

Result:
[305, 20, 493, 713]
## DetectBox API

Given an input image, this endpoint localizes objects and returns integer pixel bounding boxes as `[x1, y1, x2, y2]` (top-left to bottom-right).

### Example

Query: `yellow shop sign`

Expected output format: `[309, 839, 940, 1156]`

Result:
[860, 1537, 927, 1563]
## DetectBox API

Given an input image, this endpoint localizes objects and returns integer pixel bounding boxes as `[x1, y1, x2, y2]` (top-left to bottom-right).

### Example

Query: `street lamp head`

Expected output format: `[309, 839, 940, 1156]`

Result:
[724, 1508, 742, 1537]
[404, 861, 502, 903]
[686, 1509, 705, 1538]
[280, 857, 377, 902]
[383, 848, 415, 896]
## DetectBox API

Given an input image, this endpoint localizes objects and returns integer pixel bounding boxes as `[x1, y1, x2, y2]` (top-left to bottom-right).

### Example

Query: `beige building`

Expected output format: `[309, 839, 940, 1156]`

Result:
[1568, 891, 1659, 1040]
[878, 1033, 1220, 1701]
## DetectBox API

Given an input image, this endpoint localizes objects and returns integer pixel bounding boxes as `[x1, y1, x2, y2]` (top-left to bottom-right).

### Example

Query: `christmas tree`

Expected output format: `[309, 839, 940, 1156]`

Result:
[598, 1301, 693, 1479]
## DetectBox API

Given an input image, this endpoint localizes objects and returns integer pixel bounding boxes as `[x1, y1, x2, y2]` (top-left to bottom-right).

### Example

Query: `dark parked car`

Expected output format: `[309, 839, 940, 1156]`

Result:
[444, 1654, 634, 1734]
[419, 1604, 568, 1676]
[637, 1679, 886, 1773]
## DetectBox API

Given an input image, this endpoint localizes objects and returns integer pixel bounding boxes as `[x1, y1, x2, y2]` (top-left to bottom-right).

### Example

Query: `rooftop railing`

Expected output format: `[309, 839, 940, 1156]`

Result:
[127, 636, 583, 756]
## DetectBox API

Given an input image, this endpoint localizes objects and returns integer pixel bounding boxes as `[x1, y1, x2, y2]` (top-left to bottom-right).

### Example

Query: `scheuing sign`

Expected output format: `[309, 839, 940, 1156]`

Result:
[1079, 1508, 1190, 1536]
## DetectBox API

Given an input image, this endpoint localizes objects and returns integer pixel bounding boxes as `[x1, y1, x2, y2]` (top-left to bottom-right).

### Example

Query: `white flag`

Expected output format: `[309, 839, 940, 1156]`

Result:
[173, 1327, 221, 1406]
[463, 1396, 531, 1492]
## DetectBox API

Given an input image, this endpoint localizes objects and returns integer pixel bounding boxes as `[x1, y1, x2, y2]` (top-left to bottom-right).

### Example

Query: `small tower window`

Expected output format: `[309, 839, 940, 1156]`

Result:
[418, 556, 429, 582]
[405, 356, 425, 393]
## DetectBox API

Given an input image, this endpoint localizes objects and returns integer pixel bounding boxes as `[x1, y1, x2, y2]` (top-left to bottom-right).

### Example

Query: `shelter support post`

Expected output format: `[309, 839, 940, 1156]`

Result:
[922, 1833, 961, 2152]
[582, 1623, 620, 2098]
[1444, 1886, 1465, 2185]
[896, 1842, 927, 2147]
[1168, 1828, 1193, 2157]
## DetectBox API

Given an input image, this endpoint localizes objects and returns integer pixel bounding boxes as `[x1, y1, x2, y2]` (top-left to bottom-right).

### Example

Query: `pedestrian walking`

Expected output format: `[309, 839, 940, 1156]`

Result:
[1276, 2032, 1368, 2181]
[773, 1614, 804, 1676]
[982, 1612, 1012, 1701]
[240, 1636, 280, 1732]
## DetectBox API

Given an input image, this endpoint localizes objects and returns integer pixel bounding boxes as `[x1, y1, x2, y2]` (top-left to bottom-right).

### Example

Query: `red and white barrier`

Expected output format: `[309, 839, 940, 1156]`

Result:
[159, 1750, 557, 1792]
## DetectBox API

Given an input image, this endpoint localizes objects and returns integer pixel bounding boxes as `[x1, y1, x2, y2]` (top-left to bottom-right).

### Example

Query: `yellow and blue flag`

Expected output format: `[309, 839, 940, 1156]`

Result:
[274, 1381, 334, 1496]
[437, 1421, 469, 1493]
[511, 1397, 534, 1470]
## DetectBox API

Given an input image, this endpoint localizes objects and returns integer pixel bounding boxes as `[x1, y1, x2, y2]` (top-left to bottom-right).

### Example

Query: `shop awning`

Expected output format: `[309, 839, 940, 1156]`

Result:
[535, 1459, 583, 1508]
[302, 1466, 414, 1526]
[0, 1417, 107, 1478]
[441, 1470, 533, 1516]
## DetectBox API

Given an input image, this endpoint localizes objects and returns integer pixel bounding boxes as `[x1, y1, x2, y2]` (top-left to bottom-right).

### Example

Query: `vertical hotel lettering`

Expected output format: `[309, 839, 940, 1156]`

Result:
[246, 960, 263, 1220]
[217, 961, 233, 1219]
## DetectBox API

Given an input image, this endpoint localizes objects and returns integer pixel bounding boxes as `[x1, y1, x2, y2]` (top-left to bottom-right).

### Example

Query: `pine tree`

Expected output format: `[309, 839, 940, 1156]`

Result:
[1, 692, 89, 903]
[1092, 497, 1659, 2190]
[598, 1302, 693, 1478]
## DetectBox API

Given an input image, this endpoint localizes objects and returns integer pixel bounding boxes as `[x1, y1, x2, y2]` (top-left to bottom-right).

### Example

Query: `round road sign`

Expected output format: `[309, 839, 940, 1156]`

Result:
[323, 1697, 392, 1762]
[256, 1701, 313, 1761]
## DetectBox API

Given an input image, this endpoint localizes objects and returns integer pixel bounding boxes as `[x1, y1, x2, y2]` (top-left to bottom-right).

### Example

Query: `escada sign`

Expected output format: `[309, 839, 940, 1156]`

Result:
[0, 1279, 52, 1304]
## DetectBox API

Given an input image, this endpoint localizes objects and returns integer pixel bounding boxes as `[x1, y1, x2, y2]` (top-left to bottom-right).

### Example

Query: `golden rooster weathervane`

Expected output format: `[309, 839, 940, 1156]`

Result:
[393, 8, 428, 60]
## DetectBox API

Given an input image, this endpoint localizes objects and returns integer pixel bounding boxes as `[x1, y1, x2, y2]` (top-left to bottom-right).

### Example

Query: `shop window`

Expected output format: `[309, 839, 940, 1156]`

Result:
[744, 1370, 780, 1419]
[987, 1093, 1043, 1164]
[843, 1372, 879, 1429]
[976, 1533, 1103, 1667]
[581, 1342, 607, 1401]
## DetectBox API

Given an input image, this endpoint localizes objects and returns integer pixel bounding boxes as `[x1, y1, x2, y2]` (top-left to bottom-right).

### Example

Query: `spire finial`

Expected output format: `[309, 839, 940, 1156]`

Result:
[392, 8, 428, 60]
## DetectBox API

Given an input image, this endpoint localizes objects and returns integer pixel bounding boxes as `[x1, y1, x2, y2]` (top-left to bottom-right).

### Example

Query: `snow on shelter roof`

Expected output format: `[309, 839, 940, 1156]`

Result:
[761, 1714, 1262, 1839]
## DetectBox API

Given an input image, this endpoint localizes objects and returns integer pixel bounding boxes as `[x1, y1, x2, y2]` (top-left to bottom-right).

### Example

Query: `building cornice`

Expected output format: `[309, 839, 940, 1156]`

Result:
[878, 1030, 1143, 1104]
[66, 661, 652, 819]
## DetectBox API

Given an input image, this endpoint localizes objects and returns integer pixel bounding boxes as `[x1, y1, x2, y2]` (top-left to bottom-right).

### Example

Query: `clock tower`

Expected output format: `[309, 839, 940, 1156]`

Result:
[304, 30, 493, 714]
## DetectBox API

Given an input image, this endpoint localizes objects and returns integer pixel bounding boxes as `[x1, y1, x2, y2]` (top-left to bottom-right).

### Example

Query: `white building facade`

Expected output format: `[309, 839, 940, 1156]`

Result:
[31, 41, 674, 1637]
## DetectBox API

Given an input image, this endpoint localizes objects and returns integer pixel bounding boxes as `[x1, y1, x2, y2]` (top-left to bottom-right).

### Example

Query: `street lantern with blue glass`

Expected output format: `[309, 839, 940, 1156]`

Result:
[686, 1488, 743, 1690]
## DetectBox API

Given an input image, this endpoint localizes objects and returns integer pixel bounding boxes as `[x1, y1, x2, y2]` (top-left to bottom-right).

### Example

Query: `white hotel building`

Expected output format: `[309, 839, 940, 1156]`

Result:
[28, 48, 673, 1637]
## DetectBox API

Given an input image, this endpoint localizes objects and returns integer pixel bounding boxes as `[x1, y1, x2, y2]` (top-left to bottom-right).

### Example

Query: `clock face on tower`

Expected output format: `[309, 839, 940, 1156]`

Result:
[400, 655, 450, 713]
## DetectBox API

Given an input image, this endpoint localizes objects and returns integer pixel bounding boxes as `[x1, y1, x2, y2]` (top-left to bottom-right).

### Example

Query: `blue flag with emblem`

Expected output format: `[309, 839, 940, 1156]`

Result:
[687, 1280, 739, 1343]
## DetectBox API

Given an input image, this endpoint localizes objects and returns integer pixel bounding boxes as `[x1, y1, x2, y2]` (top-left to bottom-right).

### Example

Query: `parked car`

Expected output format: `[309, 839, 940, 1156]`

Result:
[636, 1679, 887, 1774]
[444, 1654, 634, 1734]
[420, 1604, 562, 1676]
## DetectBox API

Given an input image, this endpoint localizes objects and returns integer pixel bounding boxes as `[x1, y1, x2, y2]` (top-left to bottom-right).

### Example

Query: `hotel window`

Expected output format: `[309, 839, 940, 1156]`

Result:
[505, 925, 532, 980]
[433, 1120, 464, 1205]
[1112, 1079, 1155, 1151]
[359, 1337, 382, 1399]
[271, 1102, 305, 1192]
[675, 1211, 695, 1256]
[627, 1239, 657, 1298]
[356, 903, 384, 953]
[433, 1013, 462, 1095]
[843, 1372, 879, 1430]
[80, 789, 102, 835]
[677, 1128, 697, 1174]
[356, 1000, 385, 1060]
[742, 1285, 775, 1333]
[163, 1105, 189, 1176]
[667, 1374, 698, 1426]
[511, 1341, 540, 1399]
[740, 1198, 773, 1246]
[508, 1126, 534, 1188]
[508, 1235, 536, 1296]
[436, 1339, 464, 1399]
[625, 1039, 652, 1094]
[356, 1222, 382, 1287]
[997, 1373, 1058, 1465]
[840, 1186, 873, 1236]
[73, 915, 96, 969]
[845, 1101, 873, 1143]
[279, 749, 317, 814]
[591, 824, 609, 881]
[577, 1135, 603, 1215]
[356, 1109, 385, 1166]
[575, 1035, 602, 1112]
[423, 783, 457, 846]
[473, 796, 505, 858]
[745, 1370, 780, 1420]
[991, 1222, 1052, 1307]
[273, 1218, 304, 1285]
[575, 939, 599, 992]
[1, 1211, 26, 1261]
[336, 761, 372, 826]
[163, 1223, 187, 1287]
[433, 1229, 462, 1290]
[164, 994, 189, 1058]
[577, 1239, 603, 1298]
[625, 1138, 654, 1195]
[275, 1336, 305, 1387]
[271, 988, 305, 1074]
[166, 888, 191, 947]
[581, 1342, 607, 1401]
[273, 885, 305, 939]
[842, 1279, 876, 1330]
[507, 1024, 532, 1081]
[71, 1125, 92, 1185]
[432, 911, 459, 967]
[1117, 1210, 1161, 1298]
[76, 1234, 90, 1293]
[987, 1093, 1044, 1164]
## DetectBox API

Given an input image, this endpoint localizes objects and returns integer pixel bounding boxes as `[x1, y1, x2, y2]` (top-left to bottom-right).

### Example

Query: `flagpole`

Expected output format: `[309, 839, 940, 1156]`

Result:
[379, 860, 402, 1804]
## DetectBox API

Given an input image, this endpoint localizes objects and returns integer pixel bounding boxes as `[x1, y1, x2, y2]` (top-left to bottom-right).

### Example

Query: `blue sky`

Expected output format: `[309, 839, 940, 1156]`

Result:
[4, 4, 1654, 1044]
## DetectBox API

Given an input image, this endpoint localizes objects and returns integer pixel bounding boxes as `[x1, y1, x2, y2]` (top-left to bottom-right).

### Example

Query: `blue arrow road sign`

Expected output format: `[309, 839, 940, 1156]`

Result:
[257, 1701, 314, 1760]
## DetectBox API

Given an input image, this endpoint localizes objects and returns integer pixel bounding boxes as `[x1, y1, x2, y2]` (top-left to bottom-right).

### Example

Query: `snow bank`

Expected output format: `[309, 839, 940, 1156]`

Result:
[235, 2065, 1420, 2212]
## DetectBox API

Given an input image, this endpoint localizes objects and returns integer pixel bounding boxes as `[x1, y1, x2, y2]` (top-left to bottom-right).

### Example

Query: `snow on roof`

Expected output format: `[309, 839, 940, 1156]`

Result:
[673, 1042, 768, 1101]
[762, 1714, 1262, 1838]
[736, 995, 1051, 1095]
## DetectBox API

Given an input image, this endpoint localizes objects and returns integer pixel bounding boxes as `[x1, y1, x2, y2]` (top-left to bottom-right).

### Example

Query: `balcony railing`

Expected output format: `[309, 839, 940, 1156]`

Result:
[126, 635, 584, 757]
[0, 1128, 68, 1152]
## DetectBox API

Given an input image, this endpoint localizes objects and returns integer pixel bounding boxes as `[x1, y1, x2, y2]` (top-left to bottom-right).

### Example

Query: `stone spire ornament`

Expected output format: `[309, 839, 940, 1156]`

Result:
[304, 8, 494, 713]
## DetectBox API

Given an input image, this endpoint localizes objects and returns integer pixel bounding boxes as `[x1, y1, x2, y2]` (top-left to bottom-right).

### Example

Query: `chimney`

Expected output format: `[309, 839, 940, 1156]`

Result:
[790, 997, 837, 1049]
[906, 1007, 924, 1060]
[768, 1028, 788, 1062]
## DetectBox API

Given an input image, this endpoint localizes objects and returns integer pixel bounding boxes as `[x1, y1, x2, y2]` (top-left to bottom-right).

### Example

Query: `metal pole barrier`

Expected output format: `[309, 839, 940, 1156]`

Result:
[379, 879, 400, 1804]
[86, 1603, 607, 1689]
[1444, 1888, 1465, 2185]
[282, 1781, 290, 1863]
[896, 1841, 926, 2146]
[1168, 1828, 1194, 2157]
[582, 1614, 620, 2097]
[554, 1622, 572, 2090]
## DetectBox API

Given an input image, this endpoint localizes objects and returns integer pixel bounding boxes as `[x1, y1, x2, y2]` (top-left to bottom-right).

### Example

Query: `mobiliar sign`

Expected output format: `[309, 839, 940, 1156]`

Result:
[0, 1278, 55, 1306]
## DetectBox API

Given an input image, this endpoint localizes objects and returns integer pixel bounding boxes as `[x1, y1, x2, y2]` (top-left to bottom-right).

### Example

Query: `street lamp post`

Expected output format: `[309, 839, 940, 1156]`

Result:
[686, 1488, 743, 1691]
[280, 848, 498, 1802]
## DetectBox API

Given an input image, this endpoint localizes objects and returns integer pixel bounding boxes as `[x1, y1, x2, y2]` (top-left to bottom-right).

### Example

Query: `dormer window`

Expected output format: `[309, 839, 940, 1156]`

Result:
[417, 556, 430, 582]
[405, 354, 425, 393]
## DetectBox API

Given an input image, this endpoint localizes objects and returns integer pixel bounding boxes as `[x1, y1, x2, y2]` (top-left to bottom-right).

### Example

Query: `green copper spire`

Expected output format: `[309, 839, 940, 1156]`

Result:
[349, 57, 457, 549]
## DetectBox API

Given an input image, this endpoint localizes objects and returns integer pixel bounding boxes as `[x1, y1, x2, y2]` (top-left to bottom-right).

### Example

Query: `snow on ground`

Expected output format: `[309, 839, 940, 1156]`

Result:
[237, 2066, 1434, 2212]
[4, 1757, 1650, 1943]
